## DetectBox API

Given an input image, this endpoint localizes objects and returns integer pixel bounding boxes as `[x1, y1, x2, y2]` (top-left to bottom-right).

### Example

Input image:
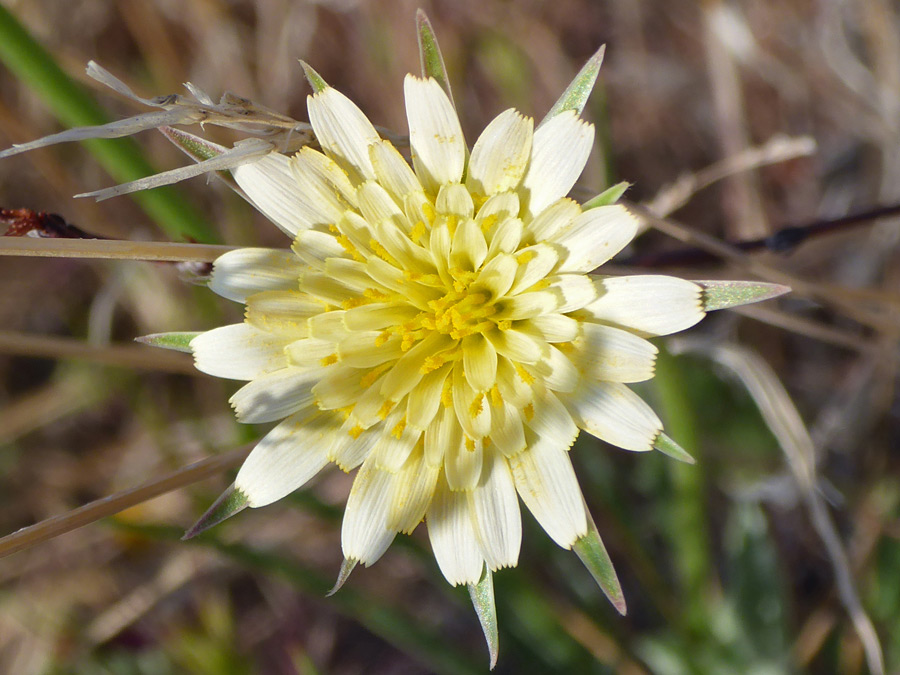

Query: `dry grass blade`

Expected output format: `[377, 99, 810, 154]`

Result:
[646, 134, 817, 219]
[731, 304, 884, 355]
[0, 445, 251, 560]
[0, 331, 199, 373]
[0, 237, 234, 262]
[671, 341, 885, 675]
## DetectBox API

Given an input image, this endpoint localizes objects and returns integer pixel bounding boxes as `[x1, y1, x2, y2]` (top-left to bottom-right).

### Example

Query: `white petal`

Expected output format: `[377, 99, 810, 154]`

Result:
[525, 345, 579, 392]
[574, 323, 657, 383]
[527, 386, 579, 450]
[404, 75, 466, 192]
[509, 427, 587, 548]
[477, 192, 520, 233]
[489, 400, 526, 457]
[568, 380, 662, 451]
[488, 327, 544, 363]
[469, 448, 521, 571]
[407, 363, 452, 431]
[229, 367, 320, 423]
[466, 109, 533, 199]
[369, 139, 422, 202]
[288, 147, 358, 227]
[428, 476, 484, 585]
[524, 313, 580, 343]
[463, 334, 498, 393]
[496, 357, 535, 408]
[546, 274, 598, 313]
[285, 337, 339, 367]
[209, 248, 301, 303]
[341, 455, 397, 565]
[436, 182, 475, 220]
[357, 181, 406, 230]
[551, 204, 638, 273]
[343, 302, 420, 331]
[446, 436, 483, 492]
[307, 87, 380, 183]
[525, 198, 581, 244]
[191, 323, 289, 380]
[475, 253, 517, 300]
[246, 290, 320, 337]
[232, 153, 310, 237]
[521, 112, 595, 219]
[494, 291, 558, 321]
[312, 365, 368, 410]
[452, 364, 492, 439]
[388, 445, 439, 533]
[509, 244, 558, 295]
[329, 418, 381, 471]
[580, 275, 705, 337]
[235, 409, 334, 507]
[425, 405, 462, 467]
[292, 230, 345, 270]
[450, 218, 488, 272]
[380, 332, 455, 403]
[372, 409, 422, 472]
[486, 216, 524, 258]
[338, 332, 404, 368]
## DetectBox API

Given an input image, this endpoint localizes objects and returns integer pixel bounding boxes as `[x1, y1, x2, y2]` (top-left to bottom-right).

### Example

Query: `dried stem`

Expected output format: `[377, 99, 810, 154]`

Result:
[0, 237, 234, 262]
[0, 331, 198, 373]
[0, 445, 252, 559]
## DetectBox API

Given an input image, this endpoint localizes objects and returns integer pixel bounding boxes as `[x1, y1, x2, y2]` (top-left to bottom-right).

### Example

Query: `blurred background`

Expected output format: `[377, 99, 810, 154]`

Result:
[0, 0, 898, 673]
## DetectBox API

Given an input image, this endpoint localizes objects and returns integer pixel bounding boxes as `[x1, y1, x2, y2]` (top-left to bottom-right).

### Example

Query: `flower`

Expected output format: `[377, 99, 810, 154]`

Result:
[188, 66, 712, 588]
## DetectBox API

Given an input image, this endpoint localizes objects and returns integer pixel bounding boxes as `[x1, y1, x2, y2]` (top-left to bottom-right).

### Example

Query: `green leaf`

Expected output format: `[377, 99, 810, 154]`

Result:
[182, 484, 249, 540]
[299, 60, 329, 94]
[572, 507, 626, 615]
[697, 280, 791, 311]
[135, 331, 202, 353]
[582, 181, 630, 209]
[539, 45, 605, 127]
[0, 6, 218, 243]
[467, 566, 499, 669]
[654, 432, 696, 464]
[416, 9, 455, 108]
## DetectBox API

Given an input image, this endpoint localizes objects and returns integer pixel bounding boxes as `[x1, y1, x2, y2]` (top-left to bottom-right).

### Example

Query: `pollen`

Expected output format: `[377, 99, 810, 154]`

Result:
[348, 425, 364, 439]
[378, 400, 395, 419]
[391, 418, 407, 439]
[523, 403, 534, 421]
[515, 364, 536, 385]
[469, 393, 484, 418]
[320, 353, 339, 366]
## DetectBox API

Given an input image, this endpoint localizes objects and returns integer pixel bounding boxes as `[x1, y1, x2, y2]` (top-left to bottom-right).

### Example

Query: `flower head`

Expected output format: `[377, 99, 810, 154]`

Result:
[190, 67, 708, 586]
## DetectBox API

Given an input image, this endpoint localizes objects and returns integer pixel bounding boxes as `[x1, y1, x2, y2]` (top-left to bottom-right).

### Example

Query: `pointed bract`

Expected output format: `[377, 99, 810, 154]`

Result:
[136, 332, 202, 354]
[327, 558, 358, 597]
[182, 485, 249, 540]
[653, 432, 696, 464]
[299, 60, 329, 94]
[468, 566, 499, 670]
[583, 181, 630, 210]
[416, 10, 455, 108]
[572, 507, 626, 615]
[540, 45, 605, 127]
[698, 280, 791, 311]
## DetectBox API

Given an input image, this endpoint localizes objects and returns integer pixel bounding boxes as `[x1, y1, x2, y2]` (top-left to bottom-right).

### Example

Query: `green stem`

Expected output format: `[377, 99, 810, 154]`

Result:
[653, 350, 717, 633]
[0, 6, 218, 243]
